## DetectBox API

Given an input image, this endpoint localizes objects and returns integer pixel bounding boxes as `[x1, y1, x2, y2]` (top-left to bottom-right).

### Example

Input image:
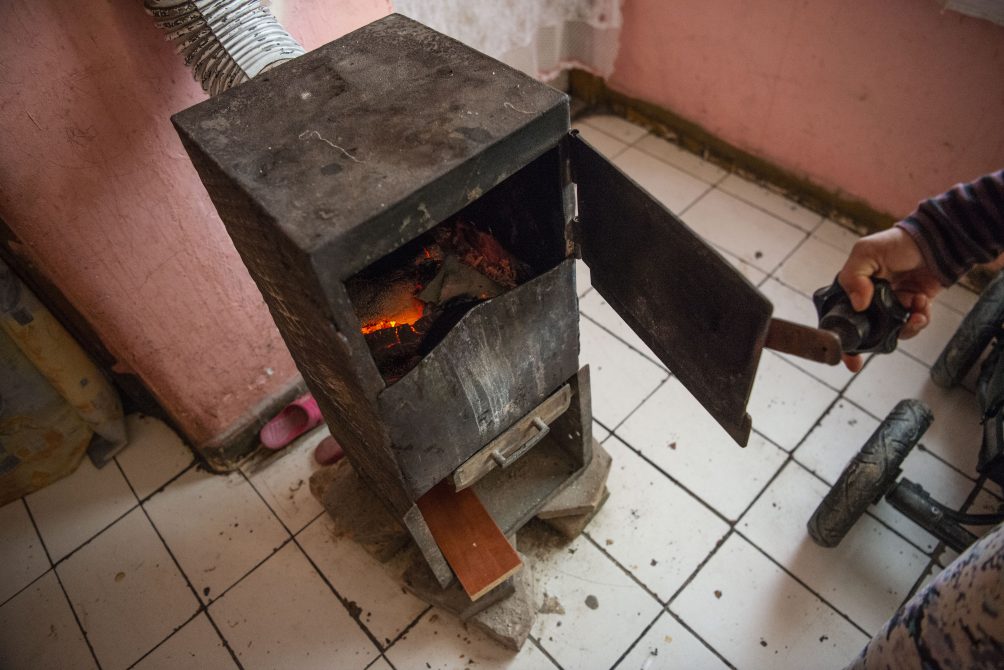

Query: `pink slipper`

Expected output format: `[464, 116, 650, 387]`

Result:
[313, 436, 345, 465]
[259, 394, 323, 450]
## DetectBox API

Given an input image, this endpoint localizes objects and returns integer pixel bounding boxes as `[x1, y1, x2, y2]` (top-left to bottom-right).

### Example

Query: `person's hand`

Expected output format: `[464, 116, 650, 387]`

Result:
[836, 227, 942, 372]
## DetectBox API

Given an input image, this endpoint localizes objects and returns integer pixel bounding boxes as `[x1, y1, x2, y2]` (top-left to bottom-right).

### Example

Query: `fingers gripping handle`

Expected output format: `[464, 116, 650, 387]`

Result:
[813, 277, 909, 355]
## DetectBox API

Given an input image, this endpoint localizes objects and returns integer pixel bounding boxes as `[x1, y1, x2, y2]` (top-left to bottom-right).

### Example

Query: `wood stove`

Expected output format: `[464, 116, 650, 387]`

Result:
[172, 14, 772, 588]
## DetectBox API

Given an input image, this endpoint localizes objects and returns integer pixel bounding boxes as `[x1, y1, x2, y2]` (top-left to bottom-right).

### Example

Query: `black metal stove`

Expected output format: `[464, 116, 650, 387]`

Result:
[172, 14, 771, 583]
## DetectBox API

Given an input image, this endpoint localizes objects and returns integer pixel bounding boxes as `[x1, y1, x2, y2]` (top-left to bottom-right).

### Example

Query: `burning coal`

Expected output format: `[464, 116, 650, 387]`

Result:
[347, 218, 531, 383]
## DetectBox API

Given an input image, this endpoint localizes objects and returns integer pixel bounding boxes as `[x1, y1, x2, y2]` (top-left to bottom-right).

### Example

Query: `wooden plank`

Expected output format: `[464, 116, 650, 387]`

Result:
[416, 479, 522, 600]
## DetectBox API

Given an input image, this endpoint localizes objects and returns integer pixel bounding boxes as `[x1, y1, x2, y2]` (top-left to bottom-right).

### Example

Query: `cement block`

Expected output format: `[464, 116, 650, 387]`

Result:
[402, 557, 514, 621]
[537, 441, 611, 519]
[542, 487, 610, 540]
[308, 459, 410, 562]
[470, 551, 536, 651]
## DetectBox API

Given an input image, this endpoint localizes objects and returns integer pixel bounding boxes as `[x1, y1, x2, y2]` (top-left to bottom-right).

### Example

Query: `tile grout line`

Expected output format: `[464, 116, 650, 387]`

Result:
[714, 179, 826, 237]
[528, 633, 566, 670]
[22, 496, 104, 670]
[124, 609, 203, 670]
[641, 386, 874, 633]
[606, 422, 771, 529]
[0, 564, 52, 610]
[580, 531, 736, 670]
[380, 605, 433, 657]
[596, 319, 922, 641]
[579, 311, 668, 373]
[607, 609, 672, 670]
[32, 459, 201, 577]
[112, 459, 247, 670]
[710, 377, 928, 638]
[237, 468, 388, 659]
[607, 377, 674, 437]
[662, 608, 739, 670]
[674, 181, 717, 219]
[734, 529, 872, 639]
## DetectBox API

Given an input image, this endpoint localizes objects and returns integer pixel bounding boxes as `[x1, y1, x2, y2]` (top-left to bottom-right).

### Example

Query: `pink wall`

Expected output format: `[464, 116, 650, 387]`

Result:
[0, 0, 391, 449]
[610, 0, 1004, 217]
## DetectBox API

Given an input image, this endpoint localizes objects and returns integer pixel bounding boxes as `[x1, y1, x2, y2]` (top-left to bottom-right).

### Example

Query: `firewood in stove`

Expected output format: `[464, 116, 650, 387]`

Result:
[418, 255, 506, 304]
[434, 220, 532, 288]
[364, 314, 431, 379]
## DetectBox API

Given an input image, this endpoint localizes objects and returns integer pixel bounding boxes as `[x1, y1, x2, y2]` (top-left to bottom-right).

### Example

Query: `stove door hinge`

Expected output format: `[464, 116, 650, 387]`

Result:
[561, 131, 583, 259]
[563, 179, 582, 259]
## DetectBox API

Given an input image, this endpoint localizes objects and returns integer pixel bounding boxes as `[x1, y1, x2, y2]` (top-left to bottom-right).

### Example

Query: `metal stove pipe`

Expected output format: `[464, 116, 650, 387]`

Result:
[144, 0, 305, 96]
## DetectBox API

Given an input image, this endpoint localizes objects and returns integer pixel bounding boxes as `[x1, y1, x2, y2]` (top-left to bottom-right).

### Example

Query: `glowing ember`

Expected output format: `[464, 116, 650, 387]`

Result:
[360, 298, 425, 335]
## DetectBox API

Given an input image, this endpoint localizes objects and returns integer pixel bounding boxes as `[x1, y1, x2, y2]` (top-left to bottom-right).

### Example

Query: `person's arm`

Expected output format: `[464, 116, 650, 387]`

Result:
[836, 169, 1004, 372]
[896, 170, 1004, 286]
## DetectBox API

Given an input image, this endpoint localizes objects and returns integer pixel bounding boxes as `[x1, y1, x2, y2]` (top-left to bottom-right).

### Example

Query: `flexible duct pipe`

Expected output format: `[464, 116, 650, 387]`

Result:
[144, 0, 305, 96]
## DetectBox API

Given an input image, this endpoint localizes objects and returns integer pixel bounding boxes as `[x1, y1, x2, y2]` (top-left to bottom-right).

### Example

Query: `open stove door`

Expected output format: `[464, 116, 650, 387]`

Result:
[568, 133, 772, 446]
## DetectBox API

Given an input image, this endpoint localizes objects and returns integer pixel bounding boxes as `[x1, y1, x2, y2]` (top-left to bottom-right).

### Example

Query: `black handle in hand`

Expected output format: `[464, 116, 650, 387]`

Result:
[812, 277, 909, 355]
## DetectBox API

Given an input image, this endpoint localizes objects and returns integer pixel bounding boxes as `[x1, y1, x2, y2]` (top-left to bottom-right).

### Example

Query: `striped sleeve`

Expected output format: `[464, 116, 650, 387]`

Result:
[896, 169, 1004, 286]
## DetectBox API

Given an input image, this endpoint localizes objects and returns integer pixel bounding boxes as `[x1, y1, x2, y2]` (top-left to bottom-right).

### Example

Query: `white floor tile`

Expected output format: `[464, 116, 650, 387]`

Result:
[296, 515, 426, 648]
[898, 301, 964, 367]
[593, 420, 610, 443]
[795, 399, 977, 553]
[367, 657, 394, 670]
[738, 462, 929, 633]
[524, 533, 661, 669]
[580, 290, 665, 369]
[243, 426, 327, 534]
[615, 611, 728, 670]
[57, 508, 198, 670]
[813, 219, 861, 254]
[573, 123, 629, 159]
[26, 457, 136, 562]
[579, 317, 668, 428]
[747, 352, 839, 451]
[588, 437, 729, 600]
[760, 278, 860, 390]
[633, 134, 728, 185]
[773, 236, 847, 297]
[387, 610, 557, 670]
[611, 148, 711, 213]
[714, 246, 770, 286]
[144, 469, 289, 603]
[0, 500, 49, 603]
[616, 378, 787, 521]
[717, 174, 823, 232]
[582, 115, 647, 144]
[0, 571, 96, 670]
[672, 534, 868, 670]
[938, 283, 979, 316]
[683, 189, 806, 273]
[209, 543, 378, 669]
[575, 259, 592, 297]
[117, 414, 195, 500]
[844, 351, 984, 476]
[133, 613, 236, 670]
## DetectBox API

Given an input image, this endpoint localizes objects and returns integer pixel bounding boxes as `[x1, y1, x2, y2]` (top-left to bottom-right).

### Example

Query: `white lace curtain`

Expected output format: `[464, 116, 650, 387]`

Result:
[392, 0, 623, 81]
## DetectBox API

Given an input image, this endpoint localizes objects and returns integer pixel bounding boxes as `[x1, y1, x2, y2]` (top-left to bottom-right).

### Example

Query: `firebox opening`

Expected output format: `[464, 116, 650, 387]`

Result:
[346, 147, 566, 384]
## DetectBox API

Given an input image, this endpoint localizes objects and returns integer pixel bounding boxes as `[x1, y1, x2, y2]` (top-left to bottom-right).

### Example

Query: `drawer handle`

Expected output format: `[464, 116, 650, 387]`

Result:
[491, 417, 549, 469]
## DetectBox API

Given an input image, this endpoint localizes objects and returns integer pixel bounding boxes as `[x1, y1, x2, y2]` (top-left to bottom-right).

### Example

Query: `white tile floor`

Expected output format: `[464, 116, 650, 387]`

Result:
[1, 114, 998, 670]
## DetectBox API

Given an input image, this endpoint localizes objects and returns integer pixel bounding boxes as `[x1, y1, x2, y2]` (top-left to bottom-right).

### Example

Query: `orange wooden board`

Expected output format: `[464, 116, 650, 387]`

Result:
[416, 479, 522, 600]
